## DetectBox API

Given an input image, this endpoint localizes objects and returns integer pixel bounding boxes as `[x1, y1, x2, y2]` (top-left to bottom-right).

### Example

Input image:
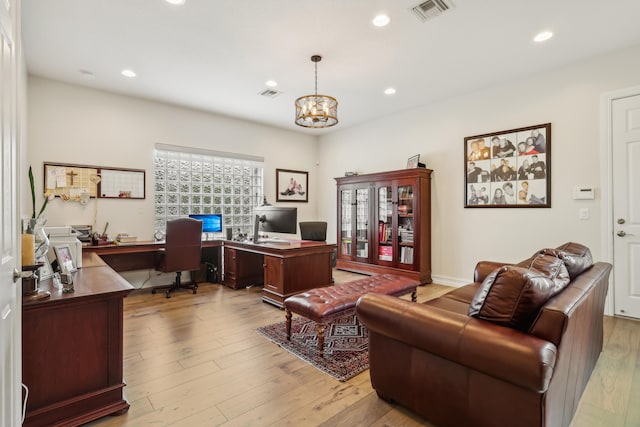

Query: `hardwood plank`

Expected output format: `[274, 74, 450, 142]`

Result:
[82, 272, 640, 427]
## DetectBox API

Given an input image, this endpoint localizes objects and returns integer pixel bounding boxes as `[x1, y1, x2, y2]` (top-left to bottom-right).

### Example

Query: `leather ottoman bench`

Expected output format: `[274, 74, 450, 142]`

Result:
[284, 274, 418, 355]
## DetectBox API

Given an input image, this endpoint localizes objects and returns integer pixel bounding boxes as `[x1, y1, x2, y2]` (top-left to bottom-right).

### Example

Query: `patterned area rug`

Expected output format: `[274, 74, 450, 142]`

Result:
[257, 315, 369, 381]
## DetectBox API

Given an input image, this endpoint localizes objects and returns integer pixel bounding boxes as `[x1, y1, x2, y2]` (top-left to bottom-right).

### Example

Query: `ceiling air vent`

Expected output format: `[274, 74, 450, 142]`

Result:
[258, 89, 282, 98]
[411, 0, 454, 22]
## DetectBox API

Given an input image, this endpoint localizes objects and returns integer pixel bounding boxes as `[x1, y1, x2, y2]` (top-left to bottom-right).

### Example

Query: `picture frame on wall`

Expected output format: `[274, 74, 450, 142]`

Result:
[276, 168, 308, 202]
[464, 123, 551, 208]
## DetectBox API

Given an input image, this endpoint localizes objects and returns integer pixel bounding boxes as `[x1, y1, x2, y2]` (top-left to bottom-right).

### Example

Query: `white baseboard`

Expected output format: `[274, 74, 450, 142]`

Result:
[431, 274, 470, 288]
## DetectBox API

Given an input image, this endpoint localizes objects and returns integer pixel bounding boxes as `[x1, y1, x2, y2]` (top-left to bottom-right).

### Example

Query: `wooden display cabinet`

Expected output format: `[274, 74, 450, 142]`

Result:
[336, 168, 432, 283]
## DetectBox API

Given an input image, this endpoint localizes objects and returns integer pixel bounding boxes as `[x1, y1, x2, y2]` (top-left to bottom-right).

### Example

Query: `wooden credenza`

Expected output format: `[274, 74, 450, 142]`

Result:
[22, 260, 133, 427]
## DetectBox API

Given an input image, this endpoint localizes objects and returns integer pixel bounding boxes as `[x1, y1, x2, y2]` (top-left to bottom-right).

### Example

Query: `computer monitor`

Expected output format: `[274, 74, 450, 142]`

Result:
[188, 214, 222, 233]
[253, 206, 297, 240]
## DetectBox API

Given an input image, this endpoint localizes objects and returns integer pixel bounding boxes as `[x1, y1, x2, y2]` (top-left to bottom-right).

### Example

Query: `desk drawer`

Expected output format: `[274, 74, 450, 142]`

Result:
[223, 247, 263, 289]
[264, 256, 283, 293]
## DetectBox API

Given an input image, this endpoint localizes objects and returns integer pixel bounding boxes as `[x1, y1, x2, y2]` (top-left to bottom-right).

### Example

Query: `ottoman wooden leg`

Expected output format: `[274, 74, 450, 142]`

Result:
[285, 309, 292, 340]
[317, 323, 326, 356]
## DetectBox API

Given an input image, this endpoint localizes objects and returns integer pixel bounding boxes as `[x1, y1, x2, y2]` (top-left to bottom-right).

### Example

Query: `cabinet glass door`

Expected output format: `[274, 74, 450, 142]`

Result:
[355, 188, 369, 259]
[340, 188, 353, 257]
[397, 184, 415, 265]
[377, 185, 393, 263]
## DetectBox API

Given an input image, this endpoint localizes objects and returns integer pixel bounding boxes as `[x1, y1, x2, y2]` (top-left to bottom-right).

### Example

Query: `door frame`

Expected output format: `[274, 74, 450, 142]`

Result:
[599, 84, 640, 316]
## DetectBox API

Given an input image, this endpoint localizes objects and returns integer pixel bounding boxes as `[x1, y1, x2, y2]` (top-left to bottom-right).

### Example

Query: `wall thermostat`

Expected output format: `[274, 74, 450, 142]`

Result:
[572, 187, 595, 200]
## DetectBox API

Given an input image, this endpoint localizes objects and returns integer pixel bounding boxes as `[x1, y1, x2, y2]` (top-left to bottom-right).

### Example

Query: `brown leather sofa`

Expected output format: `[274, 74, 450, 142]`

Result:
[356, 243, 612, 427]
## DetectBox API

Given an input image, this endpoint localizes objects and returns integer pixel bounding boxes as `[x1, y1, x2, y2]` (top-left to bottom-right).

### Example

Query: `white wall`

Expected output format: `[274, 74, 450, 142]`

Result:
[27, 43, 640, 285]
[26, 77, 319, 240]
[317, 44, 640, 283]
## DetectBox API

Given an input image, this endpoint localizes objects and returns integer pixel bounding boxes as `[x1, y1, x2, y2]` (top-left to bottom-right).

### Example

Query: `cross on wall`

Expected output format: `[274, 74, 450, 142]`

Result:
[67, 170, 78, 185]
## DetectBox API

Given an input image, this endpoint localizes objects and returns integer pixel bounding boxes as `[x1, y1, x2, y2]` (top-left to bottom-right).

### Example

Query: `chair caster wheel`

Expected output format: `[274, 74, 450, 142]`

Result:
[165, 293, 171, 299]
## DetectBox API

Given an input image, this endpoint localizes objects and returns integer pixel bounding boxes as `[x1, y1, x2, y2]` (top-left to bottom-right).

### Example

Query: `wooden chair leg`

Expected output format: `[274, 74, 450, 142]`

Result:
[317, 323, 326, 356]
[285, 309, 292, 340]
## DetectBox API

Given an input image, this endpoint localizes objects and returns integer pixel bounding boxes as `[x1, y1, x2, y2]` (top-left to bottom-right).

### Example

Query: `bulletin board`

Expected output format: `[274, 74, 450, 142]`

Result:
[43, 162, 146, 200]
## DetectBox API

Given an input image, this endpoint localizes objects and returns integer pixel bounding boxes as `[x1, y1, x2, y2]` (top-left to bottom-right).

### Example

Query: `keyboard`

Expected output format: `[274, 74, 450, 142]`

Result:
[258, 237, 290, 244]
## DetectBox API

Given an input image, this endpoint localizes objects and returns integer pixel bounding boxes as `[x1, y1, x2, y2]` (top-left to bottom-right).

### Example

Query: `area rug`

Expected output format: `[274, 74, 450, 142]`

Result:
[257, 315, 369, 381]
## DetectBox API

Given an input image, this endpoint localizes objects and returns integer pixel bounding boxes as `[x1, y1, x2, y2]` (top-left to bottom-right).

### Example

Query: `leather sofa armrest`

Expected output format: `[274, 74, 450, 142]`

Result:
[474, 260, 513, 283]
[356, 293, 557, 392]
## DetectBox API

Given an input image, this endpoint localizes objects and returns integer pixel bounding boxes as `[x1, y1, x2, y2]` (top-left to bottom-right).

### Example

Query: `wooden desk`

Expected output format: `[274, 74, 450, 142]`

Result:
[83, 240, 222, 275]
[223, 240, 336, 308]
[22, 262, 134, 427]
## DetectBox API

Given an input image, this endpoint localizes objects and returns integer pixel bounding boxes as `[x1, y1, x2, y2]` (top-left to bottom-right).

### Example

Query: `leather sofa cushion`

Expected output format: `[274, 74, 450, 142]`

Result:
[469, 266, 556, 331]
[537, 242, 593, 279]
[517, 253, 570, 294]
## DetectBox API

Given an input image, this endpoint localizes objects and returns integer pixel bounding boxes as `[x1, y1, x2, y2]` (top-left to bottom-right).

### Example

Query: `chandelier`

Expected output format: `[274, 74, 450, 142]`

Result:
[295, 55, 338, 128]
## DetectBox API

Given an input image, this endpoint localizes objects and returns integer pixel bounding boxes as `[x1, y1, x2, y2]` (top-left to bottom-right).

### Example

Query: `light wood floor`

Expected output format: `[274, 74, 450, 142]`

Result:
[87, 271, 640, 427]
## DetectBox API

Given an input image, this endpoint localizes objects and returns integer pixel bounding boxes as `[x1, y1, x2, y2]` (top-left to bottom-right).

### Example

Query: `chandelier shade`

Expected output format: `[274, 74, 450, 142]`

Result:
[295, 55, 338, 128]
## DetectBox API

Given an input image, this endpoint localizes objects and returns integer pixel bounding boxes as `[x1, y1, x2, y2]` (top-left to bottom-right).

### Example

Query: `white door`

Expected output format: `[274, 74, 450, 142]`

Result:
[612, 94, 640, 319]
[0, 0, 21, 425]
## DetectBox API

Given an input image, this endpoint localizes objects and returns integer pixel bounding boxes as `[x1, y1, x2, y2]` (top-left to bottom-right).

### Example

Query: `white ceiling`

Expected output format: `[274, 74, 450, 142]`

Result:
[22, 0, 640, 134]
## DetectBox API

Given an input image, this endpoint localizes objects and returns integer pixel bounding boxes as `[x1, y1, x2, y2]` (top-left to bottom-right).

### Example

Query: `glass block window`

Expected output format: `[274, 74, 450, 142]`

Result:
[154, 147, 263, 236]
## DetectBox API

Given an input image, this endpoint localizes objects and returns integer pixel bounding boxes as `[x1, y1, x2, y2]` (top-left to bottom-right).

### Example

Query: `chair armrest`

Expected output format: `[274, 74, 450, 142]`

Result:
[474, 260, 513, 282]
[356, 293, 557, 392]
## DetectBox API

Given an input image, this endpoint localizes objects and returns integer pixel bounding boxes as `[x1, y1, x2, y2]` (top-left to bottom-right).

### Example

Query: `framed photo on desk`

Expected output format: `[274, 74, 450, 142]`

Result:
[54, 244, 77, 273]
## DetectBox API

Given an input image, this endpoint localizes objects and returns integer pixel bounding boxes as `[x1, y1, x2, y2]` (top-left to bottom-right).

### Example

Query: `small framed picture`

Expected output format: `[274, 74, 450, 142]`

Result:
[54, 244, 76, 273]
[36, 255, 54, 280]
[407, 154, 420, 169]
[276, 168, 308, 202]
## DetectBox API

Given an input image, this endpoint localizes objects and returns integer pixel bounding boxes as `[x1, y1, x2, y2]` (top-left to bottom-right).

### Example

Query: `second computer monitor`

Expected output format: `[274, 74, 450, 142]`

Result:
[254, 206, 297, 234]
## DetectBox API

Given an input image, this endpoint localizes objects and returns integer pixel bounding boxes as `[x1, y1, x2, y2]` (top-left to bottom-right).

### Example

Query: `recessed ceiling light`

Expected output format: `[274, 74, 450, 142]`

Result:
[373, 14, 390, 27]
[79, 69, 95, 80]
[265, 80, 278, 88]
[534, 31, 553, 42]
[165, 0, 186, 5]
[121, 69, 137, 78]
[384, 87, 396, 95]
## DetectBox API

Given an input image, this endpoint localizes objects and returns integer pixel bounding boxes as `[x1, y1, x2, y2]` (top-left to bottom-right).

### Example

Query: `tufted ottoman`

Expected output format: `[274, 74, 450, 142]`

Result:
[284, 274, 418, 355]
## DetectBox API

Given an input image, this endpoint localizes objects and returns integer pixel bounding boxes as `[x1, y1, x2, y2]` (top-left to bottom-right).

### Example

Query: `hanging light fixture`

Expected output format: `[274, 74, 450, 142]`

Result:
[295, 55, 338, 128]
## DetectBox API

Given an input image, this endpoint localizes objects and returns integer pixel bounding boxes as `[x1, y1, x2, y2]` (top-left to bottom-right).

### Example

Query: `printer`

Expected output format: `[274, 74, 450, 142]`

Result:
[45, 226, 83, 268]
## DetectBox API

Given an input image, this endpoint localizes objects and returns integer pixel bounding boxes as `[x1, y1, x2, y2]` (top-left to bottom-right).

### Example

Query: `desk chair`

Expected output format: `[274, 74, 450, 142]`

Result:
[299, 221, 327, 241]
[152, 218, 203, 298]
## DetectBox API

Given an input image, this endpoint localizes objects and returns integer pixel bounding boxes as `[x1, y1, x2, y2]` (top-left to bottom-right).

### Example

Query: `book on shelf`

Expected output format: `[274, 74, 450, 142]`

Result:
[378, 221, 387, 243]
[400, 247, 414, 264]
[378, 245, 393, 261]
[342, 242, 352, 254]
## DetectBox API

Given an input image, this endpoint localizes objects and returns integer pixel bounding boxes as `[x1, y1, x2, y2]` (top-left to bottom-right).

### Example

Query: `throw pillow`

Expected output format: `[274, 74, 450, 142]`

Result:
[539, 242, 593, 279]
[469, 266, 556, 331]
[517, 253, 570, 294]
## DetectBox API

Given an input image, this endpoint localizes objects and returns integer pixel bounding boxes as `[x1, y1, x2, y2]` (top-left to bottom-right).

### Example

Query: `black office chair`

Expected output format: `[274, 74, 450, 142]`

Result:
[152, 218, 203, 298]
[299, 221, 327, 241]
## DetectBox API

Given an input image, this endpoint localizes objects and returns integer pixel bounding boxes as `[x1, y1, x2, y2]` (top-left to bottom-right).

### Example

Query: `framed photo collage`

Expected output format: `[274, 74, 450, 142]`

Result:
[464, 123, 551, 208]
